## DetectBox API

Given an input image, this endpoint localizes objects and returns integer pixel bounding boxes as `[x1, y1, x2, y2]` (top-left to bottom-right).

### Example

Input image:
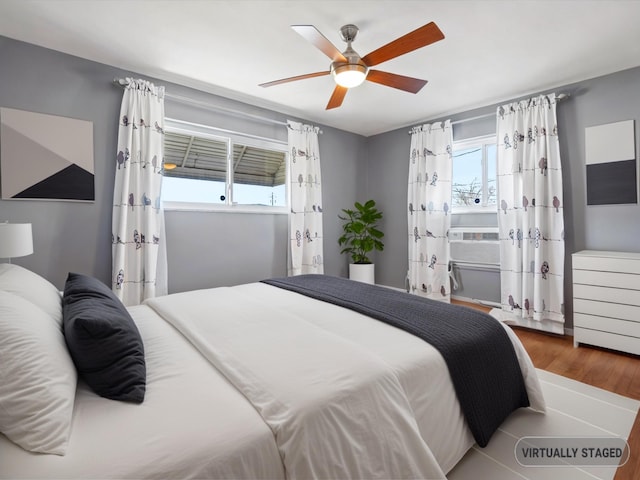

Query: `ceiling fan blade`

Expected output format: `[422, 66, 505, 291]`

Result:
[291, 25, 348, 63]
[326, 85, 348, 110]
[366, 70, 428, 94]
[361, 22, 444, 67]
[259, 71, 329, 88]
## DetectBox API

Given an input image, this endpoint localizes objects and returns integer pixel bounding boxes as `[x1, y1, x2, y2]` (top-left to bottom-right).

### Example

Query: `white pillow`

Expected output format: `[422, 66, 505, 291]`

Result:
[0, 290, 77, 455]
[0, 263, 62, 325]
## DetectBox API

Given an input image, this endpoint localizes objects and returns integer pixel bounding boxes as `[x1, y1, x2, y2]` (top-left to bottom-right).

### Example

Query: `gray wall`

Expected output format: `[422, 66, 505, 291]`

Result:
[0, 36, 365, 291]
[365, 66, 640, 329]
[164, 211, 287, 293]
[2, 35, 639, 331]
[0, 37, 120, 289]
[165, 123, 368, 292]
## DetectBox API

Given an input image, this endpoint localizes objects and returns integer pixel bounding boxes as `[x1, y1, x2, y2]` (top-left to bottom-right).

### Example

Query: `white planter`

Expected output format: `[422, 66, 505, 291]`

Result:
[349, 263, 375, 284]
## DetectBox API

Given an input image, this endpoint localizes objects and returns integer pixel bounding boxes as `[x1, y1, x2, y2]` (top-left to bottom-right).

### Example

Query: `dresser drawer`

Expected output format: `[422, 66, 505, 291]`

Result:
[574, 313, 640, 338]
[574, 327, 640, 356]
[573, 269, 640, 290]
[573, 254, 640, 275]
[574, 298, 640, 323]
[573, 284, 640, 307]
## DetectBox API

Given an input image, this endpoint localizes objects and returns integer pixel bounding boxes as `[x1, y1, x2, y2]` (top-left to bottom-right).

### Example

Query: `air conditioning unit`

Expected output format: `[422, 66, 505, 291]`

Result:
[449, 227, 500, 268]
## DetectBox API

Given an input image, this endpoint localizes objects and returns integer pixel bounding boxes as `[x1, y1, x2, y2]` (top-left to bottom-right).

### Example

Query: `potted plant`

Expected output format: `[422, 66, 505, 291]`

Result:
[338, 199, 384, 284]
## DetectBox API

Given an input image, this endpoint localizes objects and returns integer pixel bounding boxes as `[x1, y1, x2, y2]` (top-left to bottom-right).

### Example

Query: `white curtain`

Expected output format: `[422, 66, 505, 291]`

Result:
[287, 120, 323, 276]
[496, 94, 565, 333]
[407, 120, 452, 301]
[112, 78, 167, 306]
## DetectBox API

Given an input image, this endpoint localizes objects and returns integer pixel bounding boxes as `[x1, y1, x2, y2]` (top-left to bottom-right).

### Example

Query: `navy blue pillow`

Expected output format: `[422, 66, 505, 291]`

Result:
[62, 272, 146, 403]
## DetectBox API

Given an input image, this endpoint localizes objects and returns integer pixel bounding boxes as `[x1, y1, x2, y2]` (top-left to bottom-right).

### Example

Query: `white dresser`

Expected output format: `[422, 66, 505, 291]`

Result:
[572, 250, 640, 355]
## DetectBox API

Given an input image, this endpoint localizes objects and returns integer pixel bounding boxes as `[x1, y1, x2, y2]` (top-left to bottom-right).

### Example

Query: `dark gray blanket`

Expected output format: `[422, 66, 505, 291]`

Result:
[262, 274, 529, 447]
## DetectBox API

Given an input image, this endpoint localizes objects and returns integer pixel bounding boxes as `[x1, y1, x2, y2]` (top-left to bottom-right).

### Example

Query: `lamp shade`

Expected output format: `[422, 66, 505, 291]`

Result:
[0, 223, 34, 259]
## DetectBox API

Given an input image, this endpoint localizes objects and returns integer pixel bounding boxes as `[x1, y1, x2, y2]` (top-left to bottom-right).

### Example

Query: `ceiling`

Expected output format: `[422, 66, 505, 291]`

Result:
[1, 0, 640, 137]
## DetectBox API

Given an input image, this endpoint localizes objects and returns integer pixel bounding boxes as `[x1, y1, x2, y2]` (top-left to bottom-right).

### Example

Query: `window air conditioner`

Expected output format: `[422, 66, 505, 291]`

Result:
[449, 227, 500, 268]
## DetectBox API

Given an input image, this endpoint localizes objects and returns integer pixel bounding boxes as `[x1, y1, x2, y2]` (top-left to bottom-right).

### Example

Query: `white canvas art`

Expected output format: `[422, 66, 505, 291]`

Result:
[584, 119, 637, 205]
[585, 119, 635, 165]
[0, 107, 94, 201]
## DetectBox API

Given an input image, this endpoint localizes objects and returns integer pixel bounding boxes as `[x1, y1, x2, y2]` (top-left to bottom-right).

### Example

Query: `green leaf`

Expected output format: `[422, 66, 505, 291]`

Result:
[368, 227, 384, 239]
[349, 222, 365, 234]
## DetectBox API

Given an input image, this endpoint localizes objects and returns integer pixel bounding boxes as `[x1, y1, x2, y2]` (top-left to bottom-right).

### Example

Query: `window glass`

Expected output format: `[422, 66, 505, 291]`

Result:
[162, 130, 229, 204]
[231, 144, 287, 207]
[451, 136, 497, 212]
[162, 177, 225, 204]
[452, 146, 483, 207]
[486, 143, 497, 206]
[161, 122, 288, 210]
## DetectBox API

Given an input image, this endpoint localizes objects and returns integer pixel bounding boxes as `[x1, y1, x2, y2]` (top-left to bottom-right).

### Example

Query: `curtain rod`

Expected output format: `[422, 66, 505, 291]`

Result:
[408, 92, 570, 133]
[112, 78, 289, 128]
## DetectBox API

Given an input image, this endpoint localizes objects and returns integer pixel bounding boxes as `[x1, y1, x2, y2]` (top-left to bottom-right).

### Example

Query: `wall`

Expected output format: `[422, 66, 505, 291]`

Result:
[365, 66, 640, 329]
[2, 34, 638, 328]
[0, 36, 366, 291]
[0, 37, 120, 289]
[164, 124, 368, 292]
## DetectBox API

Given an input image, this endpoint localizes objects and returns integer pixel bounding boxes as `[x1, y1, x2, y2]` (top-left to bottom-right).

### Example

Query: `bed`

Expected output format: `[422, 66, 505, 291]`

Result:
[0, 264, 544, 479]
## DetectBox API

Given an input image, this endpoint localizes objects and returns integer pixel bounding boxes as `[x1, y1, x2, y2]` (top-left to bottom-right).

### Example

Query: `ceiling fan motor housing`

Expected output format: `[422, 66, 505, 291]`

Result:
[339, 24, 359, 43]
[331, 24, 368, 84]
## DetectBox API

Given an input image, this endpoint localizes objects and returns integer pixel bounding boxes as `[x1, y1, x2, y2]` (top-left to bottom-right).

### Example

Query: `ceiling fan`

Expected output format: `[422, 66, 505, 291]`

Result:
[259, 22, 444, 110]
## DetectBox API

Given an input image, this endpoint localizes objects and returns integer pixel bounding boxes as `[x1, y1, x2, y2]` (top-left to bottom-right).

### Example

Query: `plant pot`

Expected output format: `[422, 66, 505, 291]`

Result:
[349, 263, 375, 284]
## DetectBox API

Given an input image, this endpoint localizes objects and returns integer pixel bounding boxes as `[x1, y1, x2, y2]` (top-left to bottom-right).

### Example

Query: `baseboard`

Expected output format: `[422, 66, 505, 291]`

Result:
[451, 295, 500, 308]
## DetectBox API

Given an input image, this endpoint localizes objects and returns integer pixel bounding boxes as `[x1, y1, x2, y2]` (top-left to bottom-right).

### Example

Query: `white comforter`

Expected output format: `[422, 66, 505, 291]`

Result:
[0, 282, 544, 479]
[146, 282, 545, 479]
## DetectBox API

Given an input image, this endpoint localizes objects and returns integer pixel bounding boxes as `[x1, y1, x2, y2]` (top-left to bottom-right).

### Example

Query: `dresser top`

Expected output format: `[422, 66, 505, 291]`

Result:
[573, 250, 640, 260]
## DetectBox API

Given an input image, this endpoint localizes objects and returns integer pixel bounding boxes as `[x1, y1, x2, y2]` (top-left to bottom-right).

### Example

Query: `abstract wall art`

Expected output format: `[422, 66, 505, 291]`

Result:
[584, 119, 637, 205]
[0, 107, 94, 201]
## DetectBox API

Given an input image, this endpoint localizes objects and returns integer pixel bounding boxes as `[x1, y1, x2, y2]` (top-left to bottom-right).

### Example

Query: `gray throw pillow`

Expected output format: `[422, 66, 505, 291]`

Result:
[63, 272, 145, 403]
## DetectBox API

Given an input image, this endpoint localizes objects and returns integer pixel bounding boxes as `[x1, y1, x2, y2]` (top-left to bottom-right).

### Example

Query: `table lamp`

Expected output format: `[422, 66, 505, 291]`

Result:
[0, 223, 34, 263]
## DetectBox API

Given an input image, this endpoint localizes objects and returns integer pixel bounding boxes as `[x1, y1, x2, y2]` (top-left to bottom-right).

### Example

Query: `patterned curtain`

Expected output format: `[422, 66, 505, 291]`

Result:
[287, 120, 323, 276]
[496, 94, 565, 333]
[112, 78, 167, 306]
[407, 120, 452, 301]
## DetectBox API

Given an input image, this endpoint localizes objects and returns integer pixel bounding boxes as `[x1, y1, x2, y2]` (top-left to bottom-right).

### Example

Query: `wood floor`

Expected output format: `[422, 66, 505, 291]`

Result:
[452, 300, 640, 480]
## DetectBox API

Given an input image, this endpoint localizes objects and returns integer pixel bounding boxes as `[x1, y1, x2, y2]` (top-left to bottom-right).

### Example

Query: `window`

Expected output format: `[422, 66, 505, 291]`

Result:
[451, 135, 497, 212]
[161, 119, 288, 212]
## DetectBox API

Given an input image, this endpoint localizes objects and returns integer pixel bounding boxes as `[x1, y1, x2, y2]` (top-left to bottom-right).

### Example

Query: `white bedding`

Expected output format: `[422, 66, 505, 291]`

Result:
[0, 282, 544, 479]
[0, 304, 284, 479]
[234, 283, 544, 473]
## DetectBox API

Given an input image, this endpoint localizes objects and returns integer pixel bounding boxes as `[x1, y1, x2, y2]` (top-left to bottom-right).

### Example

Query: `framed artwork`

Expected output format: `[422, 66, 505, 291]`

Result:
[0, 107, 94, 201]
[584, 119, 637, 205]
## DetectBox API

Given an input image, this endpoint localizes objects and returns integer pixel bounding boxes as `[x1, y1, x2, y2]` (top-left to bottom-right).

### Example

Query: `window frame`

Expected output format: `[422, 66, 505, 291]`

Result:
[451, 134, 497, 214]
[162, 118, 289, 214]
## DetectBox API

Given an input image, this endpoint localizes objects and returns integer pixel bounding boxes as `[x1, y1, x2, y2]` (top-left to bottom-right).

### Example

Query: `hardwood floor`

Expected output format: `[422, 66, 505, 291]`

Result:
[452, 300, 640, 480]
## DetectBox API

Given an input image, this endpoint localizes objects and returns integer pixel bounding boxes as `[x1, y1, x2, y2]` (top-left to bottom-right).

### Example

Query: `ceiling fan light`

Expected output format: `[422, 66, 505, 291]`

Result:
[332, 64, 367, 88]
[163, 162, 177, 170]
